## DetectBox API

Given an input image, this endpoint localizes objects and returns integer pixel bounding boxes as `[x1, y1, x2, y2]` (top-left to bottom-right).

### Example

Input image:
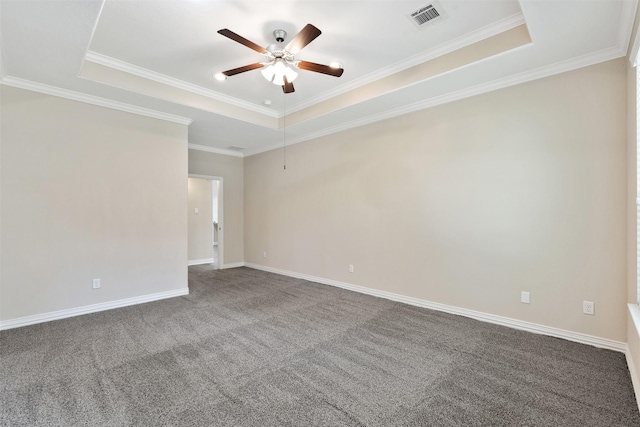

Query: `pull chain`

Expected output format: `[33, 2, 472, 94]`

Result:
[283, 91, 287, 171]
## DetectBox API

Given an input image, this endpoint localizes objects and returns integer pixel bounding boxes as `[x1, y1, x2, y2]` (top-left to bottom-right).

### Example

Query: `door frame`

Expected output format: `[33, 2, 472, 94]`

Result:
[188, 174, 224, 269]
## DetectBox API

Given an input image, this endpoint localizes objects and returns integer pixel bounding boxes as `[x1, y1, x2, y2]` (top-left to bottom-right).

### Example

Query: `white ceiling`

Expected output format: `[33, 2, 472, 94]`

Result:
[0, 0, 637, 157]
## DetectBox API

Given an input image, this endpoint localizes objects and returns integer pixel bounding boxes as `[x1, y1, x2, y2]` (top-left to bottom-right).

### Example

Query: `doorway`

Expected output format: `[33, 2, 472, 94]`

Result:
[188, 175, 224, 269]
[211, 179, 219, 267]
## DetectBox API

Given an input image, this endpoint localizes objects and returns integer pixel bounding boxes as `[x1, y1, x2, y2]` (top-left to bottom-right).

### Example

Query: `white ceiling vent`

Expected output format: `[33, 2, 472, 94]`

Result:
[227, 145, 246, 151]
[408, 1, 447, 29]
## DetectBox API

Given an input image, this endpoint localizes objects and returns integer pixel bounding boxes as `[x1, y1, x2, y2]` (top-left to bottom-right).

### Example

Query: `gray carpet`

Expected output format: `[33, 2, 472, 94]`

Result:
[1, 266, 639, 426]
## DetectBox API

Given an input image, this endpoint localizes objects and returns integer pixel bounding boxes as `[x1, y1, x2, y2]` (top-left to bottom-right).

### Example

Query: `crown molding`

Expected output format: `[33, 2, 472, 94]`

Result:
[84, 51, 278, 118]
[0, 76, 193, 125]
[80, 0, 106, 75]
[188, 143, 244, 157]
[619, 0, 639, 61]
[286, 12, 526, 115]
[244, 44, 626, 157]
[627, 0, 640, 65]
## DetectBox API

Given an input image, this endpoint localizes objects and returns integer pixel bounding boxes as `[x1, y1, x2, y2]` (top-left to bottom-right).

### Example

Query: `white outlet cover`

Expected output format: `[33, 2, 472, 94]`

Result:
[583, 301, 595, 315]
[520, 291, 530, 304]
[92, 278, 100, 289]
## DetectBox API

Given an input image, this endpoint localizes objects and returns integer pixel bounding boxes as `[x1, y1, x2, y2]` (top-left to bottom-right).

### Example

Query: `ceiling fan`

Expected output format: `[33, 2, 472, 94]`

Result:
[216, 24, 344, 94]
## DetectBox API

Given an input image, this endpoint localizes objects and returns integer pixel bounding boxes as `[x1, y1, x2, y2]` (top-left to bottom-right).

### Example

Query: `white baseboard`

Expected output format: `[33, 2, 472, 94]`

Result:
[0, 288, 189, 331]
[222, 262, 245, 269]
[245, 263, 627, 353]
[188, 258, 214, 266]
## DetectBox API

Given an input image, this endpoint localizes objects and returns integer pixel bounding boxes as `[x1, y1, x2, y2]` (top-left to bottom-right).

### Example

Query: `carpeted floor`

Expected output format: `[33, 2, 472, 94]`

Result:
[1, 266, 639, 426]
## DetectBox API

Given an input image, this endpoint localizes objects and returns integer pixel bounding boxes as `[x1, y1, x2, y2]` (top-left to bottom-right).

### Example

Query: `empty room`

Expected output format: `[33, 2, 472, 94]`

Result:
[2, 0, 640, 425]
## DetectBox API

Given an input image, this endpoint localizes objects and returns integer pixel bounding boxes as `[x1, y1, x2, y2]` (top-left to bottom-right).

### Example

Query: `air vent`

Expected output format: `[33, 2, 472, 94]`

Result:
[227, 145, 246, 151]
[408, 1, 447, 29]
[412, 5, 439, 25]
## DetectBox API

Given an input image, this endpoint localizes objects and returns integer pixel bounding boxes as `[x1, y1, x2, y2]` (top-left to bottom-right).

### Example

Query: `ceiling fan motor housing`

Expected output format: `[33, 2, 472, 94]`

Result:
[273, 29, 287, 43]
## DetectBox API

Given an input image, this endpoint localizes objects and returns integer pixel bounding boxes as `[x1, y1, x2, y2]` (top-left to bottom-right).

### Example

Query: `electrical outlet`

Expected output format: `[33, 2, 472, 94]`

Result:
[348, 264, 354, 273]
[520, 291, 530, 304]
[263, 251, 267, 258]
[92, 278, 101, 289]
[583, 301, 595, 315]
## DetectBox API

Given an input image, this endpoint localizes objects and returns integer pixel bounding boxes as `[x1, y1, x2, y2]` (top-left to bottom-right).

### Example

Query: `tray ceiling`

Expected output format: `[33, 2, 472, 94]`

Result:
[0, 1, 636, 156]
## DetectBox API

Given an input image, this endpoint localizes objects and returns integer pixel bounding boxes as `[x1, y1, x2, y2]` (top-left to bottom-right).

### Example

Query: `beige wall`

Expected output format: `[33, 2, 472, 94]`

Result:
[629, 63, 638, 305]
[628, 0, 640, 307]
[0, 86, 188, 322]
[188, 150, 244, 266]
[245, 59, 628, 342]
[188, 177, 213, 261]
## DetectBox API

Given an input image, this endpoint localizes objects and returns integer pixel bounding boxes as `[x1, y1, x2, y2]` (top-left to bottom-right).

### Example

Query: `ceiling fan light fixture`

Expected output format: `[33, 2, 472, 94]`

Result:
[329, 62, 343, 69]
[214, 72, 227, 81]
[260, 64, 275, 82]
[261, 58, 298, 86]
[280, 66, 298, 85]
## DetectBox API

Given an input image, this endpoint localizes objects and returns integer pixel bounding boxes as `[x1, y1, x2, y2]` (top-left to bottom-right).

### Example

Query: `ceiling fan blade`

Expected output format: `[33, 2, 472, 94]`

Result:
[282, 76, 295, 93]
[296, 61, 344, 77]
[221, 63, 265, 77]
[285, 24, 321, 55]
[218, 29, 267, 54]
